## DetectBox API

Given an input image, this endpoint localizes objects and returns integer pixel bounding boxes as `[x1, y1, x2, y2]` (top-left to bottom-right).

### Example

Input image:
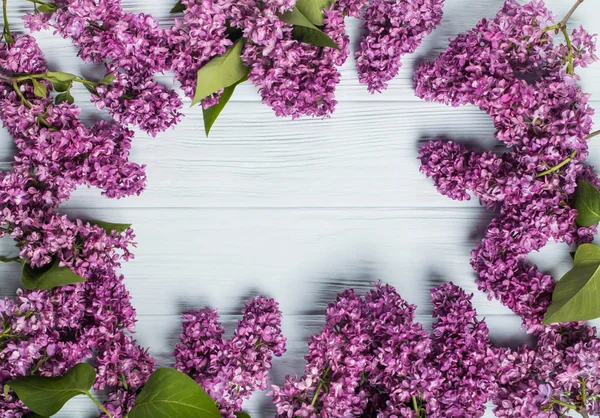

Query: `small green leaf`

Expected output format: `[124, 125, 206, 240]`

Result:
[236, 413, 251, 418]
[7, 363, 95, 416]
[170, 0, 185, 13]
[0, 255, 20, 263]
[21, 258, 85, 290]
[543, 243, 600, 324]
[37, 3, 57, 14]
[98, 74, 116, 85]
[191, 38, 250, 107]
[129, 368, 221, 418]
[31, 79, 47, 98]
[51, 79, 72, 93]
[294, 0, 334, 25]
[55, 91, 75, 105]
[45, 72, 78, 83]
[279, 7, 338, 49]
[3, 384, 9, 398]
[86, 220, 132, 233]
[575, 179, 600, 226]
[202, 75, 247, 136]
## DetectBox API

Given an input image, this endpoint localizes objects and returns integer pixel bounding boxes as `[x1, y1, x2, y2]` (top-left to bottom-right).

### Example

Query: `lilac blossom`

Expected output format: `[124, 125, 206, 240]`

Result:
[271, 282, 498, 417]
[174, 296, 286, 417]
[415, 0, 598, 330]
[356, 0, 445, 93]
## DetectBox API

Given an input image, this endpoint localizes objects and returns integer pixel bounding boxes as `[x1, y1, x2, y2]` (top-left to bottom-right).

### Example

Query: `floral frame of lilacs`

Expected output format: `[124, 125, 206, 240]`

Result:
[1, 0, 600, 417]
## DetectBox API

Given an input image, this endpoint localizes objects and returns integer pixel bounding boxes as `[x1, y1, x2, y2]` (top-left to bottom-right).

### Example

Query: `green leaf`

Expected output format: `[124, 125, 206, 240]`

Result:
[86, 220, 132, 233]
[191, 38, 249, 107]
[21, 258, 85, 290]
[202, 75, 247, 136]
[98, 74, 116, 85]
[51, 79, 72, 93]
[235, 413, 251, 418]
[45, 72, 78, 83]
[279, 7, 338, 49]
[294, 0, 334, 25]
[0, 255, 20, 263]
[7, 363, 95, 416]
[170, 0, 185, 13]
[129, 368, 221, 418]
[37, 3, 57, 14]
[543, 243, 600, 324]
[31, 79, 47, 98]
[575, 179, 600, 226]
[55, 91, 75, 105]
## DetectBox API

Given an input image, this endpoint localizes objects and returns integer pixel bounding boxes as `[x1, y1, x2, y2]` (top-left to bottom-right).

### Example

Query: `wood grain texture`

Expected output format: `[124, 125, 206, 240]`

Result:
[1, 0, 600, 416]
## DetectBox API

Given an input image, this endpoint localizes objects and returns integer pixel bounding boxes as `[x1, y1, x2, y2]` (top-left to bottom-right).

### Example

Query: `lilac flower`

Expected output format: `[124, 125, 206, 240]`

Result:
[174, 296, 286, 417]
[415, 0, 597, 330]
[356, 0, 445, 93]
[35, 0, 183, 136]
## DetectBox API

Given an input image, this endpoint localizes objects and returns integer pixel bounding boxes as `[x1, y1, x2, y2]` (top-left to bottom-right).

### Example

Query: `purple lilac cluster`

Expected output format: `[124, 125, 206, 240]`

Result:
[356, 0, 445, 93]
[494, 324, 600, 417]
[415, 0, 598, 330]
[25, 0, 183, 136]
[0, 34, 154, 416]
[416, 0, 600, 415]
[168, 0, 360, 117]
[270, 282, 498, 417]
[173, 296, 286, 417]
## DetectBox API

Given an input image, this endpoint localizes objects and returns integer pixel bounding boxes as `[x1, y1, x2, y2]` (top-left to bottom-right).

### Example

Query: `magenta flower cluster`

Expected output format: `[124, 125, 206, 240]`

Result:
[270, 282, 498, 417]
[173, 296, 286, 417]
[356, 0, 445, 93]
[0, 33, 154, 416]
[20, 0, 446, 124]
[416, 0, 600, 415]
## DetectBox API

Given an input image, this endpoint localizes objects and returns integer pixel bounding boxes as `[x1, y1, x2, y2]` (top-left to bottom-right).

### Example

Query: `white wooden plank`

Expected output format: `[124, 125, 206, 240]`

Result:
[1, 102, 598, 209]
[0, 207, 577, 317]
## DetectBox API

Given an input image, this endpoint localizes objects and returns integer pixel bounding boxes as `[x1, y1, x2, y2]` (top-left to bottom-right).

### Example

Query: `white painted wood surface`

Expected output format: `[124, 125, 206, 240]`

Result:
[2, 0, 600, 416]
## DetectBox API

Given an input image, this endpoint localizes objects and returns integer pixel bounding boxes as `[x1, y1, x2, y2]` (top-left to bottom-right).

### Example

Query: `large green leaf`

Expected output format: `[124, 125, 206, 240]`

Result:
[31, 79, 47, 98]
[544, 243, 600, 324]
[7, 363, 95, 416]
[235, 413, 251, 418]
[295, 0, 334, 25]
[128, 368, 221, 418]
[86, 219, 132, 233]
[575, 179, 600, 226]
[203, 76, 247, 136]
[191, 39, 249, 107]
[21, 258, 85, 290]
[279, 7, 338, 49]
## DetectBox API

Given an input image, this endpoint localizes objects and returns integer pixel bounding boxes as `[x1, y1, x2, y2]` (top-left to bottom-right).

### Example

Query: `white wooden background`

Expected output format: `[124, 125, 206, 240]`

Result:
[2, 0, 600, 416]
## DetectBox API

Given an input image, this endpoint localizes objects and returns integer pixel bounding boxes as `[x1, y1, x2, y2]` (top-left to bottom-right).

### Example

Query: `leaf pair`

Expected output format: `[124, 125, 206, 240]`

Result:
[7, 365, 222, 417]
[192, 39, 249, 136]
[543, 180, 600, 324]
[279, 6, 339, 49]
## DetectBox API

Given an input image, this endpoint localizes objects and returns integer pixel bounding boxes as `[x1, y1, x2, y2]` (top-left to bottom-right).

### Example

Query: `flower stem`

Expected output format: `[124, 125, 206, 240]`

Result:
[561, 26, 574, 74]
[2, 0, 14, 44]
[587, 130, 600, 140]
[558, 0, 585, 29]
[412, 396, 420, 415]
[551, 397, 578, 410]
[536, 150, 578, 177]
[310, 364, 331, 407]
[85, 391, 113, 418]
